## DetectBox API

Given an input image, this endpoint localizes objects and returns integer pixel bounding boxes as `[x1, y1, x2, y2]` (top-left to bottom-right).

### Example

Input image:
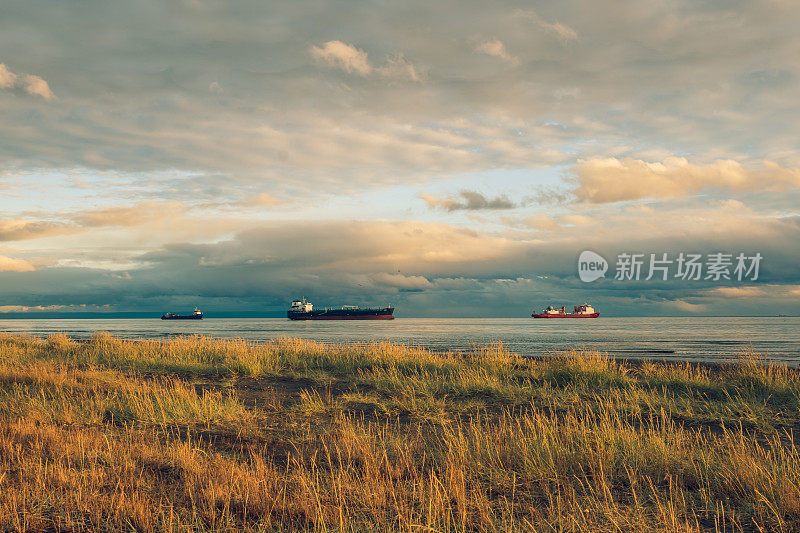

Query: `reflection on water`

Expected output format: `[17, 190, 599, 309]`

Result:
[1, 317, 799, 366]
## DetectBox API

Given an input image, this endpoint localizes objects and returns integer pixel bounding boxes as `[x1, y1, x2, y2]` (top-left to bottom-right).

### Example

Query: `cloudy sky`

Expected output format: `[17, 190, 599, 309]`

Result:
[1, 0, 799, 317]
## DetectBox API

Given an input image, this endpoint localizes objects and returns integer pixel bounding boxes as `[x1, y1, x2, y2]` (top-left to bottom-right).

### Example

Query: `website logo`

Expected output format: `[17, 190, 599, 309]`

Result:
[612, 252, 762, 281]
[578, 250, 608, 282]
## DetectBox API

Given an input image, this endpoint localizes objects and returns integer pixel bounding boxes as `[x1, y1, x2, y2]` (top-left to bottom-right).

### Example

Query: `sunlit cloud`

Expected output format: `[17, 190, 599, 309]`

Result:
[310, 41, 423, 82]
[310, 40, 372, 75]
[573, 158, 800, 203]
[0, 305, 70, 313]
[72, 202, 187, 228]
[704, 285, 800, 299]
[0, 220, 74, 242]
[474, 40, 518, 65]
[238, 193, 281, 207]
[0, 63, 54, 99]
[0, 63, 17, 88]
[666, 300, 707, 313]
[0, 255, 35, 272]
[20, 73, 54, 99]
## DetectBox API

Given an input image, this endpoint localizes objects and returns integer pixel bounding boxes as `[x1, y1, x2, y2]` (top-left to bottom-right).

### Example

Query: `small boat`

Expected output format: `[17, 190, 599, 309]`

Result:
[287, 299, 394, 320]
[161, 308, 203, 320]
[532, 303, 599, 318]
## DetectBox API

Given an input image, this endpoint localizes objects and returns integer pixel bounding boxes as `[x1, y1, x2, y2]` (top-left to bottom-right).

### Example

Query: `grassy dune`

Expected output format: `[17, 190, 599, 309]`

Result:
[2, 333, 800, 531]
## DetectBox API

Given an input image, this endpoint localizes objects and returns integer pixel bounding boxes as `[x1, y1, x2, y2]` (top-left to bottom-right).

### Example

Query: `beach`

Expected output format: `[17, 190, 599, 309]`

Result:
[1, 316, 799, 366]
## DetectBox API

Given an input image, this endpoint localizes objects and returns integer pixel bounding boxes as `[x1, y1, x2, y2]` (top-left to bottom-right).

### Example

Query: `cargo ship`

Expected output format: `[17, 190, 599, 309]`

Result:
[287, 299, 394, 320]
[532, 303, 599, 318]
[161, 308, 203, 320]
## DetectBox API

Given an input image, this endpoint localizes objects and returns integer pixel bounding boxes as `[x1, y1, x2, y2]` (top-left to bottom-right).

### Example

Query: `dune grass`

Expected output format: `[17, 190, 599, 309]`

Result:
[2, 332, 800, 531]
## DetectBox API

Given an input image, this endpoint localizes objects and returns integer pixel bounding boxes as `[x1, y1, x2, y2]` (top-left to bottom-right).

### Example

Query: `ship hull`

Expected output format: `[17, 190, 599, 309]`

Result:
[531, 313, 599, 318]
[288, 308, 394, 320]
[161, 315, 203, 320]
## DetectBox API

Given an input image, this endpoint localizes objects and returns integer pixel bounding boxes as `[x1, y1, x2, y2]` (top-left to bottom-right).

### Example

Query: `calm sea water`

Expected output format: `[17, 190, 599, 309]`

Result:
[1, 317, 799, 366]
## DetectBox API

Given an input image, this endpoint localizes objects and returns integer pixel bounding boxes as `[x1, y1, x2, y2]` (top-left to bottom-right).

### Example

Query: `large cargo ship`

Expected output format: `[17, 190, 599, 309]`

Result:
[161, 308, 203, 320]
[287, 299, 394, 320]
[532, 303, 599, 318]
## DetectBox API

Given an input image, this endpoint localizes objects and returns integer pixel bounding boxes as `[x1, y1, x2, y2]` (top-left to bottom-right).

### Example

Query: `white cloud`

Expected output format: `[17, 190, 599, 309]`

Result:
[310, 41, 423, 82]
[21, 73, 54, 99]
[0, 63, 54, 99]
[310, 40, 372, 76]
[0, 63, 18, 88]
[474, 39, 518, 65]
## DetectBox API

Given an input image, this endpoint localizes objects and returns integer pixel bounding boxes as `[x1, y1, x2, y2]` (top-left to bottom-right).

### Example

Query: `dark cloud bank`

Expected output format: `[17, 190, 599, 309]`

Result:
[3, 218, 799, 317]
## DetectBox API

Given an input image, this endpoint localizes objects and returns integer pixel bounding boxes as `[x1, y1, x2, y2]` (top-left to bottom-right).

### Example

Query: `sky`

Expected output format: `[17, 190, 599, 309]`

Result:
[1, 0, 799, 317]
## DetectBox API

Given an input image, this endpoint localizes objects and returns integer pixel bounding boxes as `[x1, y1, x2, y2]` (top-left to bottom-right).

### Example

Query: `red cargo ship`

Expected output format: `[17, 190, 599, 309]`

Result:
[532, 303, 599, 318]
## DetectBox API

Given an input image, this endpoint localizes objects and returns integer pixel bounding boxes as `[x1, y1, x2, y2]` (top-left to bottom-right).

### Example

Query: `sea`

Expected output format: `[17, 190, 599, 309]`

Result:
[2, 316, 800, 366]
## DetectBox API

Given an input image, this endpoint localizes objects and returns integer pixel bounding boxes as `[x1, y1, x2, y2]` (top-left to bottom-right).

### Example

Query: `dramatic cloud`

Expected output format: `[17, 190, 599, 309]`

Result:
[3, 1, 798, 194]
[2, 211, 798, 316]
[420, 191, 517, 211]
[167, 221, 523, 274]
[574, 158, 800, 203]
[310, 40, 372, 75]
[474, 40, 518, 65]
[0, 63, 53, 99]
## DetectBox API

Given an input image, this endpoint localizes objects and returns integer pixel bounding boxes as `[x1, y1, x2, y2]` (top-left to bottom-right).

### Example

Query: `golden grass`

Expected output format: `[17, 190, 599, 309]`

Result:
[1, 332, 800, 531]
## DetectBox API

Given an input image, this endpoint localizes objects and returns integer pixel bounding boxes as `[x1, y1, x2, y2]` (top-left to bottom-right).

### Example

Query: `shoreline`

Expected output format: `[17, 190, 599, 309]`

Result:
[2, 329, 792, 370]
